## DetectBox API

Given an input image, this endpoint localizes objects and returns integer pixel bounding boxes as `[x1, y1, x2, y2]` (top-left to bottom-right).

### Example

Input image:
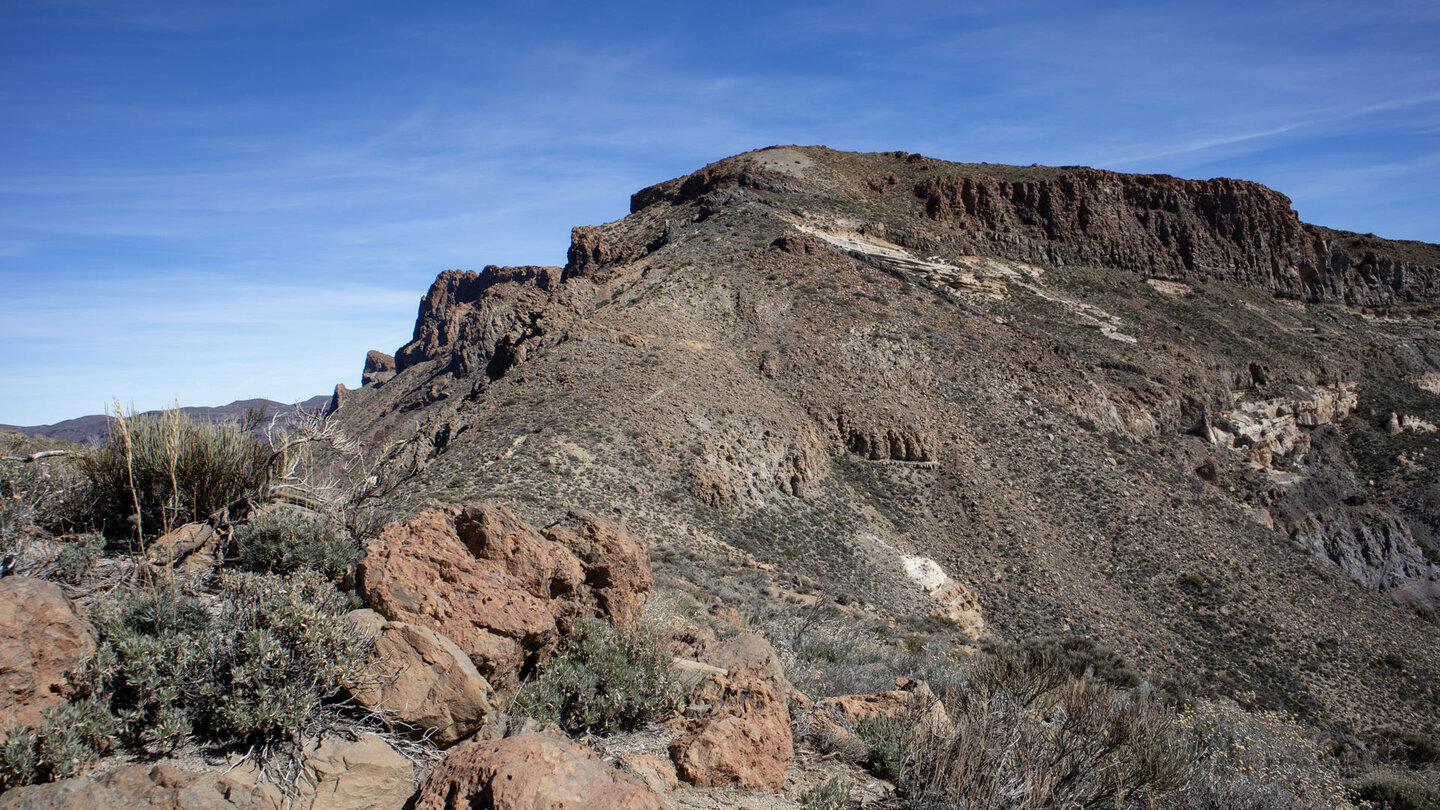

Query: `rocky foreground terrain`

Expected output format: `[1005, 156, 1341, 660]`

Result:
[2, 146, 1439, 809]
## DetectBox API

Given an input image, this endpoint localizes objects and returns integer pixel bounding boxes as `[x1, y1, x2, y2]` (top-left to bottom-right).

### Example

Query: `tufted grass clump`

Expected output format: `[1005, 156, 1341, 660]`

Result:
[232, 506, 357, 580]
[53, 532, 104, 583]
[77, 408, 271, 545]
[511, 618, 683, 735]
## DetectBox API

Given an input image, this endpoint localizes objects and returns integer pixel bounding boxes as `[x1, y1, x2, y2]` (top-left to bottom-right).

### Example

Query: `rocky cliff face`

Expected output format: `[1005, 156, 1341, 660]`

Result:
[632, 156, 1440, 308]
[335, 146, 1440, 736]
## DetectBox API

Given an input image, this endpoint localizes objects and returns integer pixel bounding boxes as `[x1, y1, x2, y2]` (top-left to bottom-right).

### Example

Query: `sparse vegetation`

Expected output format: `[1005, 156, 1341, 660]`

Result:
[798, 776, 853, 810]
[1351, 772, 1440, 810]
[511, 617, 682, 735]
[1173, 696, 1348, 810]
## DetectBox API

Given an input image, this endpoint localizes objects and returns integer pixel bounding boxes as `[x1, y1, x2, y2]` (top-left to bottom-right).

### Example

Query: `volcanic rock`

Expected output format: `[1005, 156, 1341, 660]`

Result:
[0, 577, 96, 730]
[409, 732, 667, 810]
[356, 503, 651, 690]
[331, 145, 1440, 740]
[669, 635, 794, 790]
[362, 351, 396, 387]
[0, 763, 269, 810]
[347, 620, 496, 746]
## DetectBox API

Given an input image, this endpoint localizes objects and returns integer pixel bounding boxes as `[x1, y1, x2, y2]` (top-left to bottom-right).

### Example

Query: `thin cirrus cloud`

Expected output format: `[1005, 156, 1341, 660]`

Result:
[1, 0, 1437, 425]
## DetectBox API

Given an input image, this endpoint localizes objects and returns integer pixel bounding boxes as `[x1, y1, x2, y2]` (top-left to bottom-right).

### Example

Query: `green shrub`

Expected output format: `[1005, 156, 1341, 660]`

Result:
[96, 570, 361, 751]
[0, 697, 114, 791]
[854, 715, 904, 782]
[204, 569, 361, 743]
[511, 618, 683, 735]
[799, 777, 853, 810]
[53, 532, 104, 583]
[77, 409, 271, 544]
[0, 725, 37, 793]
[94, 583, 212, 753]
[232, 506, 356, 579]
[1352, 773, 1440, 810]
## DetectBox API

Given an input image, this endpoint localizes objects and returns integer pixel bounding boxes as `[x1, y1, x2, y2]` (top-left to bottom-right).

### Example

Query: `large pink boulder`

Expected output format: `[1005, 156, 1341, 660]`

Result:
[356, 503, 652, 691]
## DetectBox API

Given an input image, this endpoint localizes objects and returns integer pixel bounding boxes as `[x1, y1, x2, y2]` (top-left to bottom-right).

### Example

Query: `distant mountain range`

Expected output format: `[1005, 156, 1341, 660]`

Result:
[0, 396, 331, 445]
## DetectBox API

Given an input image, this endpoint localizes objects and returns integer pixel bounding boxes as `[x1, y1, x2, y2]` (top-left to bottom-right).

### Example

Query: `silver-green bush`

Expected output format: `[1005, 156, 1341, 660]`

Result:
[232, 506, 357, 580]
[511, 618, 682, 735]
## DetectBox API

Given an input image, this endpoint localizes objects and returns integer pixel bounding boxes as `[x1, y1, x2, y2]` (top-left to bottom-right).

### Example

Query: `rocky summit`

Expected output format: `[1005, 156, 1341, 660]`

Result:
[332, 146, 1440, 740]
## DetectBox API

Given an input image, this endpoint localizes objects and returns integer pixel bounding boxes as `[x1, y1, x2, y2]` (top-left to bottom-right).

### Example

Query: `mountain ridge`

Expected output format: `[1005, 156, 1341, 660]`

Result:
[331, 145, 1440, 740]
[0, 395, 331, 445]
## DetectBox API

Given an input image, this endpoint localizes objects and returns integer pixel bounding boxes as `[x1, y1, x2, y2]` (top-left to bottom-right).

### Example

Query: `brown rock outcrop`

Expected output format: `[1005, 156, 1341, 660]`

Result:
[347, 620, 496, 746]
[564, 225, 639, 282]
[0, 577, 96, 731]
[410, 732, 667, 810]
[669, 635, 794, 790]
[356, 503, 652, 690]
[914, 170, 1439, 306]
[698, 634, 796, 702]
[0, 763, 269, 810]
[394, 267, 563, 375]
[362, 351, 397, 387]
[817, 678, 952, 737]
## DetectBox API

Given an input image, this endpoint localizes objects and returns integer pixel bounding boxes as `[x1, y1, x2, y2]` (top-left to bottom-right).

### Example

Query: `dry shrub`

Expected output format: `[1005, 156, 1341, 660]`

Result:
[1170, 697, 1348, 810]
[900, 641, 1192, 810]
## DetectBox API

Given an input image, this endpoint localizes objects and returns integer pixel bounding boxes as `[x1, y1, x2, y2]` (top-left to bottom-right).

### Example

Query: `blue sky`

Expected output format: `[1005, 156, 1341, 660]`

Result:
[2, 0, 1438, 425]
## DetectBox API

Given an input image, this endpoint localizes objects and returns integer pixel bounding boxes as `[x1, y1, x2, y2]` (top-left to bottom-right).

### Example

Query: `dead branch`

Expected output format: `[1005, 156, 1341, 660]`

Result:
[1, 450, 70, 463]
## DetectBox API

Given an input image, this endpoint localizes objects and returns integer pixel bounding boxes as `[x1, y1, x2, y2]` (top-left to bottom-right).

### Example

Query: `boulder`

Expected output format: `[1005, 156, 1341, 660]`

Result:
[145, 523, 218, 569]
[0, 763, 269, 810]
[348, 621, 496, 746]
[357, 503, 653, 691]
[616, 753, 679, 794]
[669, 635, 793, 790]
[668, 678, 792, 790]
[226, 734, 414, 810]
[538, 511, 652, 629]
[817, 677, 952, 737]
[410, 732, 667, 810]
[0, 577, 96, 730]
[699, 634, 795, 701]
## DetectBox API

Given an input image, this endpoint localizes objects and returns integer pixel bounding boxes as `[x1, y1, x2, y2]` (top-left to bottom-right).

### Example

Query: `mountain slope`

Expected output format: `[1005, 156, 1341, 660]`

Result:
[333, 146, 1440, 737]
